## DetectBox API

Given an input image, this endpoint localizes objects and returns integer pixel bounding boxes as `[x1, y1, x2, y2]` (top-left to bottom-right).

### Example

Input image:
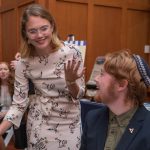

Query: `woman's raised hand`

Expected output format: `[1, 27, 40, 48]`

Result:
[64, 59, 85, 83]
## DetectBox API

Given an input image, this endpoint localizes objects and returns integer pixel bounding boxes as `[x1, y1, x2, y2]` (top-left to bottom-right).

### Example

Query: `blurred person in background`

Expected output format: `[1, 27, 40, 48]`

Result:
[0, 62, 14, 121]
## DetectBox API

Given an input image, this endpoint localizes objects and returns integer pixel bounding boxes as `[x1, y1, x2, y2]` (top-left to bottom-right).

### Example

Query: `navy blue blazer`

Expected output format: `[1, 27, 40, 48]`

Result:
[80, 105, 150, 150]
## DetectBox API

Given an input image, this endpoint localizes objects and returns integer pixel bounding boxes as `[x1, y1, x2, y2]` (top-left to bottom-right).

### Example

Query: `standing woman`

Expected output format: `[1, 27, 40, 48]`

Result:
[0, 62, 14, 121]
[0, 4, 85, 150]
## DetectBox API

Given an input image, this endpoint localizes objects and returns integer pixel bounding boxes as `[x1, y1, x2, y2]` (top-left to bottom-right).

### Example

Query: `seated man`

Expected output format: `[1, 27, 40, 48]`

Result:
[80, 50, 150, 150]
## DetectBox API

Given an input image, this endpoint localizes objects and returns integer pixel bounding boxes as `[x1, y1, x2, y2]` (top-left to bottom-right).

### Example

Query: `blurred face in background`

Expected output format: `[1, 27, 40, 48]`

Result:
[0, 63, 10, 80]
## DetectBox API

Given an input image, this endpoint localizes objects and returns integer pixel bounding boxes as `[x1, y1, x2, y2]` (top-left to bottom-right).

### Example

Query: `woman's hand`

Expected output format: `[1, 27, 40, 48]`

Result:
[64, 59, 85, 98]
[64, 59, 85, 83]
[10, 60, 18, 70]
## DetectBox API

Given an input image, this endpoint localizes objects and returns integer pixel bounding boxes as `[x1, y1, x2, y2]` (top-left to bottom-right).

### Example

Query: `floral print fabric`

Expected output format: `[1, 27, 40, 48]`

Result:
[4, 43, 85, 150]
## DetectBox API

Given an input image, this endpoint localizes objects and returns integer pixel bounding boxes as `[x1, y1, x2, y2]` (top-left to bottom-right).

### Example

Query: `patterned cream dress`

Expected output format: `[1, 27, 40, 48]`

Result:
[4, 43, 85, 150]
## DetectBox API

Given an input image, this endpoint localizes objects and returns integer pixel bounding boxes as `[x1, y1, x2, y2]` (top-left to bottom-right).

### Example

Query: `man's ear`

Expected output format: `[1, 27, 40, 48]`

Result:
[117, 79, 128, 92]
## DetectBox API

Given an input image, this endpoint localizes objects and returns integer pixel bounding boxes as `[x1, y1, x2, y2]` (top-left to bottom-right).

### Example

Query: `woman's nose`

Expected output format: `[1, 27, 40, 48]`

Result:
[36, 30, 43, 37]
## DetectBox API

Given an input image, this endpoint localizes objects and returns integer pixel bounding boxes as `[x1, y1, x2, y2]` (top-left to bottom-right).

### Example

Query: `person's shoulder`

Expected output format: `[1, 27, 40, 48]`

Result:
[20, 56, 36, 64]
[83, 105, 108, 127]
[136, 105, 150, 121]
[145, 108, 150, 119]
[15, 57, 33, 68]
[87, 105, 108, 119]
[139, 106, 150, 133]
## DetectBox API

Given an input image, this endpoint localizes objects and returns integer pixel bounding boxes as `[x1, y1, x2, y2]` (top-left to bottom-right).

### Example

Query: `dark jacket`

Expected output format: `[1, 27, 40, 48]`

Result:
[80, 105, 150, 150]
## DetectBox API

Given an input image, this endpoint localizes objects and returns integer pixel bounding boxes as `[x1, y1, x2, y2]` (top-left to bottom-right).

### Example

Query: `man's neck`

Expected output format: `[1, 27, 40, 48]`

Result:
[107, 98, 135, 116]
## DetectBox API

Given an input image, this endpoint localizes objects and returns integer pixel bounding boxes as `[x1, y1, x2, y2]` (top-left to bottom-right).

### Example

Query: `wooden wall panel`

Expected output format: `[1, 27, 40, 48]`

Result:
[1, 9, 17, 62]
[0, 0, 150, 81]
[86, 5, 122, 78]
[0, 0, 2, 60]
[93, 5, 122, 54]
[56, 0, 88, 4]
[54, 0, 88, 40]
[94, 0, 122, 7]
[17, 0, 34, 6]
[1, 0, 16, 6]
[128, 0, 150, 5]
[17, 3, 36, 45]
[126, 10, 150, 58]
[0, 0, 35, 62]
[35, 0, 49, 8]
[0, 0, 150, 100]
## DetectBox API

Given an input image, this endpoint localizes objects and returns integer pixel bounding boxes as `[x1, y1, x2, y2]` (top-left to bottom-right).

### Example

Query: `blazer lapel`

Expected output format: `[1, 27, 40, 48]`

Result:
[96, 108, 109, 150]
[116, 106, 147, 150]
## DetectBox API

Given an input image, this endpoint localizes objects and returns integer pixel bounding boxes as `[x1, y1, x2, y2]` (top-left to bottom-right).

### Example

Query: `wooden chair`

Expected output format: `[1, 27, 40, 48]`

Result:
[80, 99, 105, 130]
[0, 135, 5, 150]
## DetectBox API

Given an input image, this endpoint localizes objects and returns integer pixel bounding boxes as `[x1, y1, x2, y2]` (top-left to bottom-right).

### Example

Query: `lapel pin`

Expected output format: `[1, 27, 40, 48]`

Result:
[129, 128, 134, 134]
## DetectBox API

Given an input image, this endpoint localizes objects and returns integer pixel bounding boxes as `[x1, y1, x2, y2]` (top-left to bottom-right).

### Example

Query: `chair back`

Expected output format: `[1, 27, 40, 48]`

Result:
[80, 99, 105, 129]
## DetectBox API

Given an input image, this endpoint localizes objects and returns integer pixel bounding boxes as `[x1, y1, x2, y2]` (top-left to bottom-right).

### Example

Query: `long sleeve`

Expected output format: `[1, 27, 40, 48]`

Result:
[4, 59, 30, 127]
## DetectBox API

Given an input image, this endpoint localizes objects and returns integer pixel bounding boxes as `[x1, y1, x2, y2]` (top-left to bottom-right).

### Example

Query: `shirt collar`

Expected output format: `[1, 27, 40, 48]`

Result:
[109, 106, 138, 127]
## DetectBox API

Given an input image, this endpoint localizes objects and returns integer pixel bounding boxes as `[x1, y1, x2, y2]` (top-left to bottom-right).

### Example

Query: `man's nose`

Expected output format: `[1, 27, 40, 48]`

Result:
[94, 75, 99, 82]
[1, 71, 5, 74]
